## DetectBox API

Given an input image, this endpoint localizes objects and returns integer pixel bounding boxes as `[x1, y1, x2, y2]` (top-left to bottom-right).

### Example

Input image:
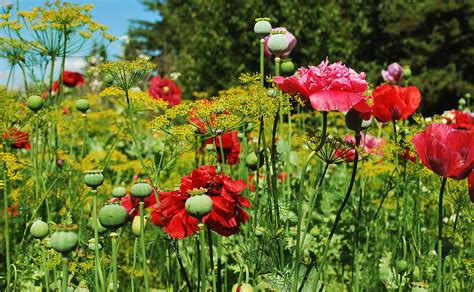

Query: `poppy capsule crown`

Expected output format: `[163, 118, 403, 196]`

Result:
[185, 188, 213, 220]
[131, 182, 153, 198]
[254, 17, 272, 36]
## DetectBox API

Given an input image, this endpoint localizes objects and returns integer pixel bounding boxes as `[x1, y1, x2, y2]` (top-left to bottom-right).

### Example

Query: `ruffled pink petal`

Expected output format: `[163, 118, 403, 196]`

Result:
[309, 90, 367, 112]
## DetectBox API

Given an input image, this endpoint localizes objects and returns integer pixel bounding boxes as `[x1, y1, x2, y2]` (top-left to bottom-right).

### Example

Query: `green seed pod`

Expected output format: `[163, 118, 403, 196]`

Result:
[87, 238, 103, 251]
[75, 98, 90, 113]
[280, 59, 295, 75]
[98, 204, 128, 229]
[50, 226, 78, 255]
[268, 33, 289, 56]
[132, 215, 147, 236]
[232, 283, 254, 292]
[245, 152, 264, 171]
[345, 107, 372, 132]
[396, 260, 408, 274]
[83, 170, 104, 189]
[131, 182, 153, 198]
[402, 65, 412, 78]
[254, 18, 272, 37]
[27, 95, 44, 112]
[458, 98, 466, 106]
[87, 217, 108, 233]
[112, 186, 127, 198]
[185, 194, 213, 219]
[30, 220, 49, 239]
[267, 88, 277, 97]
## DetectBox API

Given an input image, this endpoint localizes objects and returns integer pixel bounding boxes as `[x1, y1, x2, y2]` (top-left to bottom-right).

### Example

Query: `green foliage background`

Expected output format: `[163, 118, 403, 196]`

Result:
[125, 0, 474, 115]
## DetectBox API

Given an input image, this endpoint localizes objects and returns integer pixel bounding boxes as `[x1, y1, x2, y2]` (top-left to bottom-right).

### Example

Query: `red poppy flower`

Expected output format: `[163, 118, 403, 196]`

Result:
[149, 75, 182, 106]
[151, 165, 249, 238]
[61, 71, 85, 87]
[3, 129, 31, 149]
[204, 131, 241, 165]
[372, 84, 421, 123]
[274, 59, 368, 112]
[443, 110, 474, 131]
[412, 123, 474, 180]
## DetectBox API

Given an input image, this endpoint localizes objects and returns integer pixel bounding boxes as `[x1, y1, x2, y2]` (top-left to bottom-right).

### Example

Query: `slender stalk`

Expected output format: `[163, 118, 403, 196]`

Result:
[207, 227, 217, 291]
[81, 113, 87, 158]
[42, 242, 50, 292]
[110, 232, 118, 292]
[61, 257, 68, 292]
[125, 91, 147, 171]
[199, 225, 207, 292]
[139, 201, 150, 292]
[300, 133, 361, 291]
[176, 242, 192, 291]
[259, 39, 264, 88]
[437, 177, 447, 292]
[92, 190, 105, 291]
[2, 161, 11, 292]
[293, 112, 327, 291]
[131, 237, 138, 292]
[34, 114, 40, 203]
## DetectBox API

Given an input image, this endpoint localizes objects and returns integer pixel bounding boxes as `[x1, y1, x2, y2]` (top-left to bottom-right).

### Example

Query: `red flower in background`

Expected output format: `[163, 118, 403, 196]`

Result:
[120, 194, 157, 220]
[443, 110, 474, 132]
[149, 75, 182, 106]
[51, 71, 85, 94]
[151, 165, 249, 238]
[3, 129, 31, 149]
[61, 71, 85, 87]
[336, 133, 384, 162]
[204, 131, 241, 165]
[412, 123, 474, 180]
[274, 59, 368, 112]
[372, 84, 421, 122]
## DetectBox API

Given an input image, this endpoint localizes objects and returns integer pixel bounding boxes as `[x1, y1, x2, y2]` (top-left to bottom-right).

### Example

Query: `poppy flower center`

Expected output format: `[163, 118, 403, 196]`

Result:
[163, 86, 170, 92]
[187, 187, 208, 196]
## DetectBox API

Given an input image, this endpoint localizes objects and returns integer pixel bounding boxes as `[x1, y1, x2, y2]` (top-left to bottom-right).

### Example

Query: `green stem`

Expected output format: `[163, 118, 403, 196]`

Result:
[437, 177, 447, 292]
[92, 190, 105, 291]
[3, 161, 11, 292]
[300, 132, 361, 291]
[34, 114, 40, 203]
[176, 241, 192, 291]
[259, 39, 264, 88]
[42, 242, 50, 292]
[139, 201, 150, 292]
[199, 225, 207, 292]
[61, 257, 68, 292]
[111, 233, 118, 292]
[81, 113, 87, 158]
[294, 112, 328, 291]
[275, 57, 281, 76]
[125, 91, 147, 172]
[131, 237, 138, 292]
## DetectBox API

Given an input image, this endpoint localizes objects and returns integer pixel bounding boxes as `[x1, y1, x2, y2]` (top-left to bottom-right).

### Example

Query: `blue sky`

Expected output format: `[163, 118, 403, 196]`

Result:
[1, 0, 160, 87]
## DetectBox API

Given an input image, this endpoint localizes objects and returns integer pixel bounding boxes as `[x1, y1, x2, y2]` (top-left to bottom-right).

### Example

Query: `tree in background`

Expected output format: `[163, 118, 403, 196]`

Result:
[126, 0, 473, 115]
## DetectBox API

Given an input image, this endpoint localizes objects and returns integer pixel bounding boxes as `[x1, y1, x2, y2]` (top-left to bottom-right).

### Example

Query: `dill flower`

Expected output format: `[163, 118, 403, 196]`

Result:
[95, 58, 155, 93]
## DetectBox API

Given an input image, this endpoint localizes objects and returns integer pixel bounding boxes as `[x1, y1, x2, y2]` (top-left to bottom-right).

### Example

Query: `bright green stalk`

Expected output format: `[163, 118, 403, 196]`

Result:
[42, 242, 50, 292]
[34, 114, 40, 203]
[199, 225, 207, 292]
[61, 257, 68, 292]
[125, 91, 147, 171]
[139, 201, 150, 292]
[110, 232, 118, 292]
[92, 190, 105, 291]
[437, 177, 447, 292]
[131, 237, 138, 292]
[259, 39, 264, 88]
[3, 161, 11, 292]
[81, 113, 87, 158]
